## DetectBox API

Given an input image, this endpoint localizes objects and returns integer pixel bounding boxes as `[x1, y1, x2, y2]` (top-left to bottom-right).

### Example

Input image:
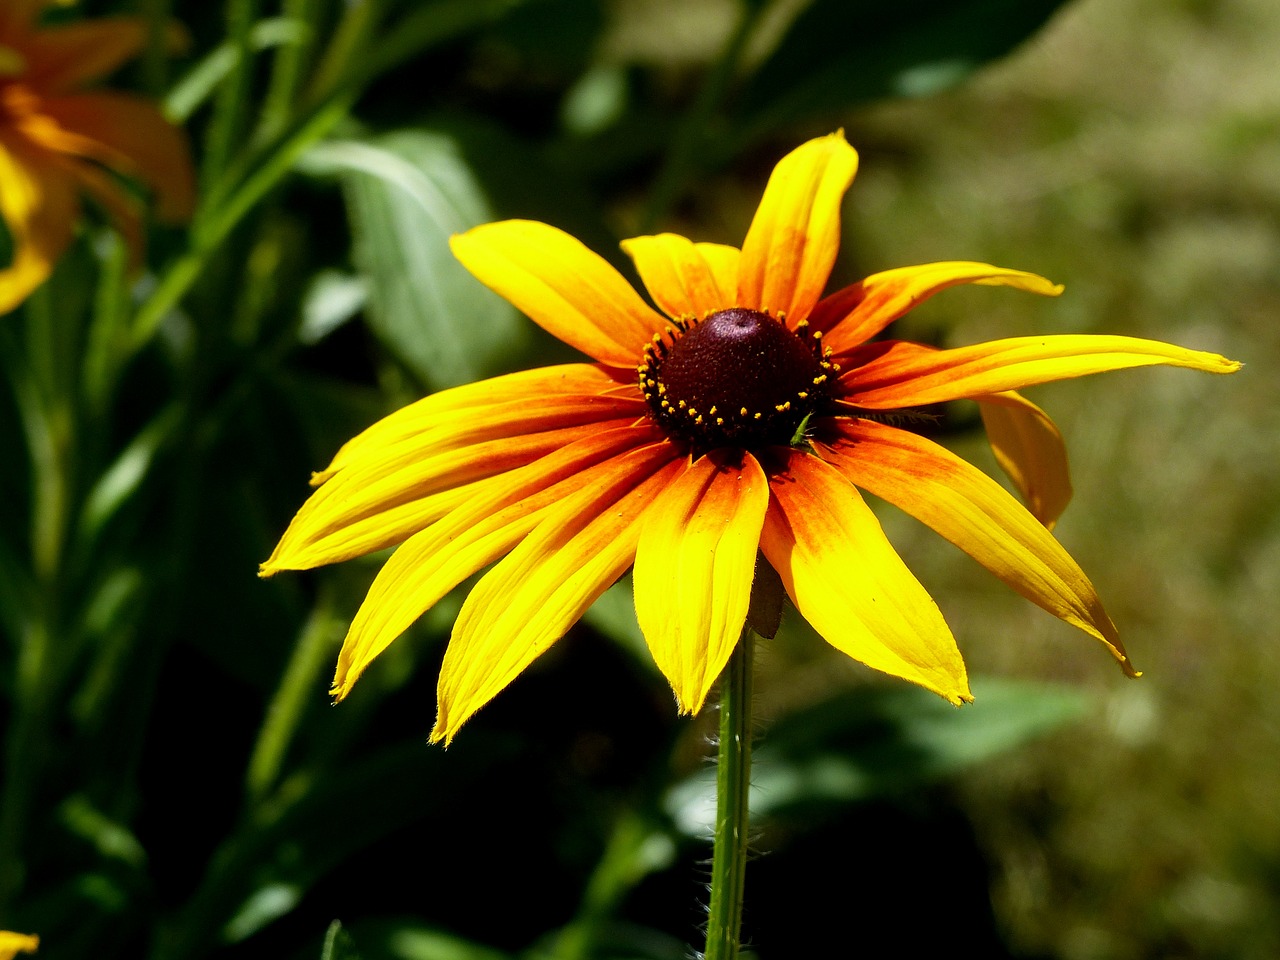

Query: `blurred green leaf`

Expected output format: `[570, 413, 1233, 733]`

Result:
[303, 131, 525, 390]
[322, 920, 365, 960]
[666, 677, 1088, 835]
[736, 0, 1069, 139]
[359, 921, 512, 960]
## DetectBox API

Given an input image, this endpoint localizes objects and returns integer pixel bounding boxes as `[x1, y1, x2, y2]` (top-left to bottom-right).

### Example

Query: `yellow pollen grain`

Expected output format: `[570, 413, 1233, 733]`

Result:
[716, 417, 724, 425]
[797, 391, 809, 399]
[739, 407, 748, 416]
[709, 405, 717, 415]
[753, 412, 762, 420]
[678, 400, 686, 409]
[813, 375, 827, 385]
[775, 401, 791, 412]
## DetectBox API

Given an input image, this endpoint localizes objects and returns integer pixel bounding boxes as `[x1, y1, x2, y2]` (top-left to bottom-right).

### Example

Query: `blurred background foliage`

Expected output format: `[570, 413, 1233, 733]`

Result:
[0, 0, 1274, 958]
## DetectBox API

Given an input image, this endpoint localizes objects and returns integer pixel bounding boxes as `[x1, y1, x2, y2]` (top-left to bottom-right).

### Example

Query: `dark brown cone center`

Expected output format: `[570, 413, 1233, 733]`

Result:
[640, 308, 831, 450]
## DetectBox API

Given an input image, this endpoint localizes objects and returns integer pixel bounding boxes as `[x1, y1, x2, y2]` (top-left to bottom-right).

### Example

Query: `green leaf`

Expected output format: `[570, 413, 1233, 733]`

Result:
[665, 677, 1088, 835]
[304, 131, 526, 390]
[321, 920, 364, 960]
[736, 0, 1069, 139]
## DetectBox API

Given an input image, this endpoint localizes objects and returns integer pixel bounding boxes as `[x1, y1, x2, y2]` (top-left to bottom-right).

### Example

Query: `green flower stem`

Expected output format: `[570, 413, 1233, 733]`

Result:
[705, 626, 755, 960]
[244, 584, 342, 805]
[259, 0, 321, 141]
[201, 0, 259, 190]
[641, 0, 764, 233]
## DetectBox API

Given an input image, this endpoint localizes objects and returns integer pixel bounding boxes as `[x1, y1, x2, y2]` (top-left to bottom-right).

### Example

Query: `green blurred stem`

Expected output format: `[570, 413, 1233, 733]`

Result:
[548, 811, 664, 960]
[202, 0, 259, 190]
[131, 90, 356, 351]
[705, 627, 755, 960]
[139, 0, 172, 96]
[0, 290, 79, 909]
[641, 0, 763, 232]
[245, 585, 341, 805]
[259, 0, 321, 141]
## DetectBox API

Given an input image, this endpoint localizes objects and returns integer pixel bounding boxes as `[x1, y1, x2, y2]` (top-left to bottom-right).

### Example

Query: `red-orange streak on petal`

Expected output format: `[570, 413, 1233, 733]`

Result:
[839, 335, 1241, 409]
[818, 418, 1135, 676]
[633, 450, 768, 714]
[314, 364, 640, 482]
[737, 133, 858, 323]
[329, 426, 675, 700]
[760, 449, 971, 704]
[811, 262, 1062, 355]
[265, 406, 651, 572]
[431, 445, 686, 743]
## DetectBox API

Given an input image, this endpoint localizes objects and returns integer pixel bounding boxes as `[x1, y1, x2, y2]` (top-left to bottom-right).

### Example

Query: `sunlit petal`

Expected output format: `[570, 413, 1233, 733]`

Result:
[813, 261, 1063, 355]
[432, 451, 685, 744]
[634, 450, 768, 714]
[841, 335, 1242, 409]
[451, 220, 667, 367]
[330, 427, 672, 700]
[0, 930, 39, 959]
[819, 419, 1135, 676]
[265, 388, 648, 571]
[315, 364, 636, 481]
[0, 134, 78, 313]
[977, 391, 1072, 529]
[621, 233, 738, 320]
[738, 132, 858, 323]
[760, 449, 971, 703]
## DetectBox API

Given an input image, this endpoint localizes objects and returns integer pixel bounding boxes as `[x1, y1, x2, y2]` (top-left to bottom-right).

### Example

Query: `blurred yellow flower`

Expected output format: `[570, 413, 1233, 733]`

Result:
[0, 0, 194, 313]
[263, 132, 1239, 744]
[0, 930, 38, 959]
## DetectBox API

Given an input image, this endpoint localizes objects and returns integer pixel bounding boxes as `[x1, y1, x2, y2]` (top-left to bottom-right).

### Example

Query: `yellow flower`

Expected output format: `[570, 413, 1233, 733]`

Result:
[0, 0, 194, 313]
[262, 132, 1239, 744]
[0, 930, 38, 960]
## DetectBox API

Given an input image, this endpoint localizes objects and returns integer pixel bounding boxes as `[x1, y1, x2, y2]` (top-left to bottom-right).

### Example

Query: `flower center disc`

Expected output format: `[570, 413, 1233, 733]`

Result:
[640, 307, 832, 451]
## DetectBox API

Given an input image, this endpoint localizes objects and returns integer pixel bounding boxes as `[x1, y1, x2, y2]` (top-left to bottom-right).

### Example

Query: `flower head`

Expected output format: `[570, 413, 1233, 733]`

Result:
[0, 0, 194, 313]
[262, 132, 1239, 744]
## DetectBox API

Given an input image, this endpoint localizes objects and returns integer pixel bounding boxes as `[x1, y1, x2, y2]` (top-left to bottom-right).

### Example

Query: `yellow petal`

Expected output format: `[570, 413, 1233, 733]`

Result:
[820, 419, 1135, 676]
[738, 131, 858, 323]
[329, 424, 669, 699]
[431, 448, 685, 744]
[38, 92, 194, 221]
[813, 261, 1063, 356]
[23, 17, 156, 91]
[977, 391, 1072, 529]
[842, 335, 1242, 409]
[620, 233, 738, 320]
[0, 930, 39, 960]
[315, 364, 636, 481]
[263, 385, 646, 573]
[759, 449, 971, 704]
[633, 450, 768, 714]
[0, 134, 78, 314]
[451, 220, 666, 367]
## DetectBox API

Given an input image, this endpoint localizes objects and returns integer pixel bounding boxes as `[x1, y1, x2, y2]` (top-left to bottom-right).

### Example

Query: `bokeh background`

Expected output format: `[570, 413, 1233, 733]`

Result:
[0, 0, 1275, 958]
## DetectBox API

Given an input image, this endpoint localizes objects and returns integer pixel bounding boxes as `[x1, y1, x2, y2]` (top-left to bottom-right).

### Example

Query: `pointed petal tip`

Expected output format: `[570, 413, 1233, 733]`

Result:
[257, 562, 276, 579]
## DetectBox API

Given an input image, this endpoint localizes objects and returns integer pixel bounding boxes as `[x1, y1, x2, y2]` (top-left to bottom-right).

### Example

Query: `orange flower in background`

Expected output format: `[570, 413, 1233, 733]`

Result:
[262, 132, 1239, 744]
[0, 0, 194, 313]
